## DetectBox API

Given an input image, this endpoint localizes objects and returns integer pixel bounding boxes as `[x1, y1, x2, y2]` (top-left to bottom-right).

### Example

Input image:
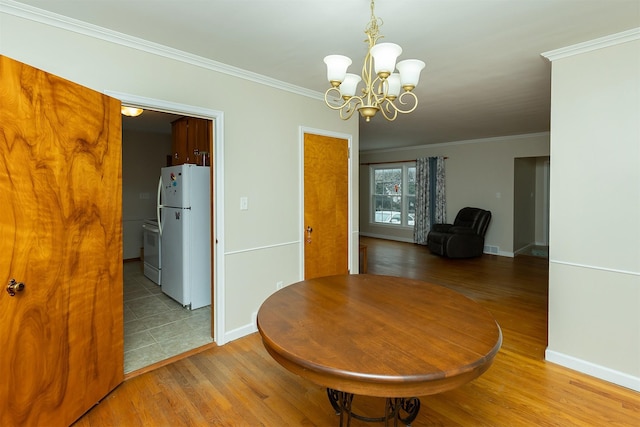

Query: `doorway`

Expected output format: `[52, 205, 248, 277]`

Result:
[117, 96, 222, 373]
[513, 156, 550, 257]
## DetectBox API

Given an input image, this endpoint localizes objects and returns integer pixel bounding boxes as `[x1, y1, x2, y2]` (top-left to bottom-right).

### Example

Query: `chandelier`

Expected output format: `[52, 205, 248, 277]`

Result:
[323, 0, 426, 122]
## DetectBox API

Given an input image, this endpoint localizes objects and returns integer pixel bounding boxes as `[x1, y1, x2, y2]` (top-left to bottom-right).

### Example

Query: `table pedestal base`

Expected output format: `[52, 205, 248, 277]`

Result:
[327, 389, 421, 427]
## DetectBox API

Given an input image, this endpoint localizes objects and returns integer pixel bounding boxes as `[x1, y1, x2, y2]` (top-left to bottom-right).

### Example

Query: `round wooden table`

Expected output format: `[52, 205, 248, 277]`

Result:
[257, 274, 502, 426]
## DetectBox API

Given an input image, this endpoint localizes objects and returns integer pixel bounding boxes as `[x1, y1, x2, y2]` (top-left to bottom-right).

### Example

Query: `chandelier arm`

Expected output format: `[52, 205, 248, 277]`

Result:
[380, 99, 399, 121]
[374, 77, 388, 101]
[377, 91, 419, 121]
[366, 75, 391, 106]
[361, 46, 374, 108]
[324, 87, 348, 109]
[339, 105, 358, 121]
[395, 91, 419, 113]
[324, 87, 363, 121]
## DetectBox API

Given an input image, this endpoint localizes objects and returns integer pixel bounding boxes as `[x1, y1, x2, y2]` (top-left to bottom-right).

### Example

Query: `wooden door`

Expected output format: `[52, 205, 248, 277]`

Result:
[0, 56, 124, 426]
[304, 133, 349, 279]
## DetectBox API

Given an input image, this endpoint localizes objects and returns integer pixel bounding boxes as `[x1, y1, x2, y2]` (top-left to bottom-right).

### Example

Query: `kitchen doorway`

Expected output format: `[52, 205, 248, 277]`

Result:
[121, 106, 216, 373]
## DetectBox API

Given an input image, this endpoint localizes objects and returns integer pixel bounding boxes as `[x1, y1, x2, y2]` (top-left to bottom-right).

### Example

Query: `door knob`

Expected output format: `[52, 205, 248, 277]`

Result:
[6, 279, 25, 296]
[306, 226, 313, 243]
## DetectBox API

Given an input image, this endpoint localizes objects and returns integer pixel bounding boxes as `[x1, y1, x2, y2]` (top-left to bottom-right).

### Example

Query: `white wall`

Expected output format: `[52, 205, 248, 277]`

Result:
[544, 35, 640, 391]
[0, 6, 359, 344]
[534, 157, 550, 246]
[359, 133, 550, 255]
[122, 129, 172, 259]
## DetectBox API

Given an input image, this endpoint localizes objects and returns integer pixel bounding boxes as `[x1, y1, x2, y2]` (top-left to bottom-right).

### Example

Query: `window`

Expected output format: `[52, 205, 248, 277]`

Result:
[371, 163, 416, 227]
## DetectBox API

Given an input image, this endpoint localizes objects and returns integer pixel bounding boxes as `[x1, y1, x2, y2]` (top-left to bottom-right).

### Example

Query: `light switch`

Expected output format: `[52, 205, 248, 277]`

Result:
[240, 196, 248, 210]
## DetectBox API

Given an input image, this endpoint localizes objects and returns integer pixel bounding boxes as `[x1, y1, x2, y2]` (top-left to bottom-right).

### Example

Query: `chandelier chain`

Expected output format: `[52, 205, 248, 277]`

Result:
[365, 0, 383, 44]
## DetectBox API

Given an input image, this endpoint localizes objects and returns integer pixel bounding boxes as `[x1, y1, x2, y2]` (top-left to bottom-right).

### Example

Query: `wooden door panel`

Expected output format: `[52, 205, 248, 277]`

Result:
[192, 117, 212, 164]
[0, 56, 123, 426]
[171, 117, 188, 165]
[304, 133, 349, 279]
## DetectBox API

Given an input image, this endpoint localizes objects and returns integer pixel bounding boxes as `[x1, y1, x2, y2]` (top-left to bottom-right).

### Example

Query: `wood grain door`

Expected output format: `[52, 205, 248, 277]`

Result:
[171, 117, 188, 165]
[0, 56, 124, 426]
[189, 117, 212, 164]
[304, 133, 349, 279]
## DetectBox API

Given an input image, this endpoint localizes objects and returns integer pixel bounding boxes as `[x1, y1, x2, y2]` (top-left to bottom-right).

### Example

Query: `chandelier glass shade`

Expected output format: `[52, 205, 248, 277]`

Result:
[323, 0, 425, 122]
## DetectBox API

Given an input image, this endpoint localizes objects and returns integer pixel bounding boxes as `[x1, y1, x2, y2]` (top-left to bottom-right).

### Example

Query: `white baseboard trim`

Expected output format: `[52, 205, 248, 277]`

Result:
[545, 349, 640, 392]
[497, 250, 514, 258]
[223, 323, 257, 345]
[360, 232, 514, 257]
[359, 232, 415, 243]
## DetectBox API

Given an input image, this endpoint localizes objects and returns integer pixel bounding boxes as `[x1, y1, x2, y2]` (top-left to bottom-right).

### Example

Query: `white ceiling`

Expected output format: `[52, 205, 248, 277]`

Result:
[10, 0, 640, 151]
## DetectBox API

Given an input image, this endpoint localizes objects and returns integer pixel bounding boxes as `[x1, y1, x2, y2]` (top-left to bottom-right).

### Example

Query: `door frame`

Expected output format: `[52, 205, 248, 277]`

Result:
[298, 126, 354, 278]
[106, 91, 227, 345]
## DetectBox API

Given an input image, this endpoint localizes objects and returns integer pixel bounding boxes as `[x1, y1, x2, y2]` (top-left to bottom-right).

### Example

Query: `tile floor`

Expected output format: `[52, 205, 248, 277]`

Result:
[123, 261, 213, 373]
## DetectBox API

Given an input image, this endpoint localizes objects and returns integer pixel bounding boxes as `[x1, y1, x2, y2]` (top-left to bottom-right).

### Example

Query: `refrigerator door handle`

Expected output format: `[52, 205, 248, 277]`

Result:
[157, 175, 163, 236]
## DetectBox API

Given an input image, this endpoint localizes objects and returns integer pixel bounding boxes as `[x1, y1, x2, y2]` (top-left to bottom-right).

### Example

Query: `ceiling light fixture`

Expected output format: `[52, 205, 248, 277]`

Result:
[323, 0, 426, 122]
[121, 106, 143, 117]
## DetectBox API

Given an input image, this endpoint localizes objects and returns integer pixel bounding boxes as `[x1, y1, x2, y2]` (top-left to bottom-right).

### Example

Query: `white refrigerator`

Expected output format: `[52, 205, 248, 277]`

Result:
[157, 164, 211, 310]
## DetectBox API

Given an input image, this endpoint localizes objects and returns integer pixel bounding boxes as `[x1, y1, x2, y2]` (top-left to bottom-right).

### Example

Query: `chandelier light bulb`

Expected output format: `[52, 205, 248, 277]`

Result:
[386, 73, 401, 99]
[370, 42, 402, 77]
[324, 55, 352, 86]
[396, 59, 426, 90]
[340, 73, 362, 98]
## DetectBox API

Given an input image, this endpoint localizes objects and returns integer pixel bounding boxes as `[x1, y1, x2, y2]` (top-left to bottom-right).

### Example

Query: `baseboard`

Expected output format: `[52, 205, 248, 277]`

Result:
[545, 349, 640, 392]
[496, 250, 514, 258]
[360, 233, 514, 257]
[359, 232, 415, 243]
[224, 322, 257, 344]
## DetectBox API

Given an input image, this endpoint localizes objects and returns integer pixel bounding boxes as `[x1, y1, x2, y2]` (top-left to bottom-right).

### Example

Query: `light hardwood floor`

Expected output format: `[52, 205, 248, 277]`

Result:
[74, 237, 639, 426]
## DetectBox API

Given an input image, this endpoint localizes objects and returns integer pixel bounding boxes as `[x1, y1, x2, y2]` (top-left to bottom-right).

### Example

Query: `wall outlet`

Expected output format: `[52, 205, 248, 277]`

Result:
[276, 281, 284, 290]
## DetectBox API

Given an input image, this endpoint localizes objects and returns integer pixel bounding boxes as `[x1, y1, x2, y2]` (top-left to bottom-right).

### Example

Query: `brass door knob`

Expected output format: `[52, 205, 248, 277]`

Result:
[7, 279, 25, 296]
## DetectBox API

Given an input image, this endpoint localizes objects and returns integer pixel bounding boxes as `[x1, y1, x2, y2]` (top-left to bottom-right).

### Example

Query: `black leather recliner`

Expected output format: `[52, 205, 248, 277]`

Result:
[427, 207, 492, 258]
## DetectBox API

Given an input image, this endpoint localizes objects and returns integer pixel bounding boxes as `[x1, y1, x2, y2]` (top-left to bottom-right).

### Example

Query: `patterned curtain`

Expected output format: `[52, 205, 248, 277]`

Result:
[413, 156, 446, 245]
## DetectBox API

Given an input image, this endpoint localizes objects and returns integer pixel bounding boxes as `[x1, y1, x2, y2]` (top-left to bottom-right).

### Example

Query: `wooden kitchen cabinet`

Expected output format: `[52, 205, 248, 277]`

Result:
[171, 117, 212, 165]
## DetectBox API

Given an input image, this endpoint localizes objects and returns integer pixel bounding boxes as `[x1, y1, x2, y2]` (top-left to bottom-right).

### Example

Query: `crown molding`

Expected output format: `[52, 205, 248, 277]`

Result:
[0, 0, 323, 101]
[541, 27, 640, 62]
[360, 132, 550, 155]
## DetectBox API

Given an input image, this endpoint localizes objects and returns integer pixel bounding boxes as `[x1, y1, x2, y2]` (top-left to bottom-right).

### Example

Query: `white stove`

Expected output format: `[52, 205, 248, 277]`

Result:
[142, 218, 161, 285]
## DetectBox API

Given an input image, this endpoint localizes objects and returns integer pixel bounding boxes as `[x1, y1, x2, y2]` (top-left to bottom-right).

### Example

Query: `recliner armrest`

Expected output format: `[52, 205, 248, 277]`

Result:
[449, 226, 478, 235]
[431, 223, 453, 232]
